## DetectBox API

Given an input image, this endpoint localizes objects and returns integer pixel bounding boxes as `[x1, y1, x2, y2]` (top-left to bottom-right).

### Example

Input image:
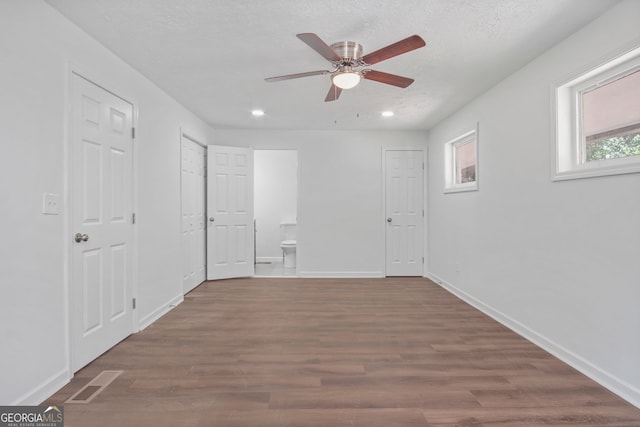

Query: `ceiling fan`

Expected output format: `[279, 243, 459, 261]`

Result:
[265, 33, 426, 102]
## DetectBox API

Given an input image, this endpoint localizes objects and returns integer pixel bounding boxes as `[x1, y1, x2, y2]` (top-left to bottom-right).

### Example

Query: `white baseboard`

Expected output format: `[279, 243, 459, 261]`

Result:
[12, 368, 70, 405]
[299, 271, 384, 278]
[137, 293, 183, 331]
[256, 256, 282, 263]
[426, 272, 640, 409]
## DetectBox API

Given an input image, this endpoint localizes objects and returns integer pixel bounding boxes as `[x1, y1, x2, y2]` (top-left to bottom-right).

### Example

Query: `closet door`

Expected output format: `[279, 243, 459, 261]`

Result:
[385, 150, 424, 276]
[181, 136, 207, 293]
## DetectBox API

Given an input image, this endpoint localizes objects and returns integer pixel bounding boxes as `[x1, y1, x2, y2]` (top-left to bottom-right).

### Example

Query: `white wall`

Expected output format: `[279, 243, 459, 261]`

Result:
[426, 0, 640, 407]
[0, 0, 214, 404]
[214, 130, 427, 277]
[254, 150, 298, 261]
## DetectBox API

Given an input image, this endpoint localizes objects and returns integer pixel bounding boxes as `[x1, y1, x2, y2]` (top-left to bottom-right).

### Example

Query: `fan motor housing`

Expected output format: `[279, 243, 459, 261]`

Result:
[330, 41, 363, 61]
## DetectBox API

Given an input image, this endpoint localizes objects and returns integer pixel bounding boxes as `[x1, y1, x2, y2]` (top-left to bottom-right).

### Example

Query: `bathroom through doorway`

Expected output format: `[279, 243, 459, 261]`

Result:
[254, 149, 298, 277]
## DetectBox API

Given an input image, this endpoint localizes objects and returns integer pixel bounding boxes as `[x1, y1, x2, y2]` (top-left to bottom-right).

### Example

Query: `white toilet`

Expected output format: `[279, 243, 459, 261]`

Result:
[280, 221, 297, 269]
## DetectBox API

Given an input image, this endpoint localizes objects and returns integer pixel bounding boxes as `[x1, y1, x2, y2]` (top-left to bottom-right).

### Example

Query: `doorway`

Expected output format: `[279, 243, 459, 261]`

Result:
[253, 150, 298, 277]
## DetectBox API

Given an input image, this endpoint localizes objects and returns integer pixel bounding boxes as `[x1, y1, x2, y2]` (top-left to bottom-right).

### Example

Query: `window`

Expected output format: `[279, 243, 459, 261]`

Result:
[553, 44, 640, 180]
[444, 126, 478, 193]
[582, 69, 640, 162]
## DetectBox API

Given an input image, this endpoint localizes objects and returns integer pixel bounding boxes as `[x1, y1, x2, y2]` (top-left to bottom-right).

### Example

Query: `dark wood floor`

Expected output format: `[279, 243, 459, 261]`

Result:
[46, 277, 640, 426]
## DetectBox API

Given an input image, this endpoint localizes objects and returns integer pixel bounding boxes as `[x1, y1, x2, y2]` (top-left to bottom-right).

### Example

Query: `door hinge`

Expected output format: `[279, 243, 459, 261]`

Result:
[422, 162, 424, 170]
[132, 213, 136, 224]
[422, 209, 425, 217]
[132, 298, 136, 309]
[422, 257, 424, 264]
[132, 127, 136, 139]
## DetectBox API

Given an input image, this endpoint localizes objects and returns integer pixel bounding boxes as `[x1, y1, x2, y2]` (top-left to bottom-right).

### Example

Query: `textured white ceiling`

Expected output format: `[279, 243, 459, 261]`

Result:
[45, 0, 617, 131]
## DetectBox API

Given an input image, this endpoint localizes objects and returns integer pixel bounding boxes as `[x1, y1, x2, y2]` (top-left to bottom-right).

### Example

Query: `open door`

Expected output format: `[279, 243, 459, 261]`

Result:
[206, 145, 254, 280]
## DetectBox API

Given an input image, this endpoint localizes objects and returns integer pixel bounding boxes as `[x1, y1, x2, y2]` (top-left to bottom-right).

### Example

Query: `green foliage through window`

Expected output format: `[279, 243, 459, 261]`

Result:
[585, 132, 640, 162]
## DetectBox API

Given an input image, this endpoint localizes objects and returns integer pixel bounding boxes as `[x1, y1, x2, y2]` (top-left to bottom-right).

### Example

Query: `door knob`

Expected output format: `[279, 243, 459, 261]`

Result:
[74, 233, 89, 242]
[208, 217, 215, 222]
[387, 218, 392, 223]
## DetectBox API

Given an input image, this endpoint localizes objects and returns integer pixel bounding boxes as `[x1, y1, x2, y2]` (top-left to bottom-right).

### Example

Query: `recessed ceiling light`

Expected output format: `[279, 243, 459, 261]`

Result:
[251, 109, 265, 117]
[381, 111, 394, 117]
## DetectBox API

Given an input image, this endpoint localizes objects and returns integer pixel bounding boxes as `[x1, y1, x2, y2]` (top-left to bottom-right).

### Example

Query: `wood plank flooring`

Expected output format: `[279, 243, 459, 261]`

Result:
[45, 277, 640, 426]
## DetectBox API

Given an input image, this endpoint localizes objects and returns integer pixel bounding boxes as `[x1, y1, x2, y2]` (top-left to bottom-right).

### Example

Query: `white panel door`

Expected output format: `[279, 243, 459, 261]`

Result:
[71, 73, 134, 371]
[385, 150, 424, 276]
[207, 145, 254, 280]
[181, 137, 207, 293]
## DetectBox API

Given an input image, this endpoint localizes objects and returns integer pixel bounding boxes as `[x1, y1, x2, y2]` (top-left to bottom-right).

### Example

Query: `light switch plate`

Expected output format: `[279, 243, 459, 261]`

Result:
[42, 193, 60, 215]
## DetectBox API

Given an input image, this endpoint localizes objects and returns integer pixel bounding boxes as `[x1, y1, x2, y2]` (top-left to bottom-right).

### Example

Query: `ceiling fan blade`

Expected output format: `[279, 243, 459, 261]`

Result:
[297, 33, 342, 62]
[362, 70, 414, 88]
[361, 35, 426, 65]
[265, 70, 330, 82]
[324, 84, 342, 102]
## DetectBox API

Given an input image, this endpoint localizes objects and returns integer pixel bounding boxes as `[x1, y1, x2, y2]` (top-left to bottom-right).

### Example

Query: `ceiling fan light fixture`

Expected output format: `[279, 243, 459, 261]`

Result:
[332, 71, 361, 90]
[265, 33, 426, 102]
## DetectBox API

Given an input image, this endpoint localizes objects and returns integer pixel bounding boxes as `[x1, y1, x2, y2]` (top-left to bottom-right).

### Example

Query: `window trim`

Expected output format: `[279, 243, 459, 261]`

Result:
[444, 124, 479, 194]
[552, 43, 640, 181]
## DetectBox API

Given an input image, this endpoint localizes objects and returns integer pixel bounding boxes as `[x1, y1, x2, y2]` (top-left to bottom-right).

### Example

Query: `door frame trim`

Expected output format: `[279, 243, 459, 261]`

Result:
[64, 62, 139, 375]
[381, 147, 428, 277]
